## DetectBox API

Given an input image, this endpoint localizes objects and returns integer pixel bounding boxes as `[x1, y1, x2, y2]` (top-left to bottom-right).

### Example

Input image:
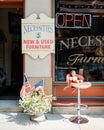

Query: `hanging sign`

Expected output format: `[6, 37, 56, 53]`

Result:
[22, 13, 55, 59]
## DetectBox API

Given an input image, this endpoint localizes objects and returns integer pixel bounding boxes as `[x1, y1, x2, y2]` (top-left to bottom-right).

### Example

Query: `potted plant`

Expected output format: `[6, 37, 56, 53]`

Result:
[19, 86, 52, 121]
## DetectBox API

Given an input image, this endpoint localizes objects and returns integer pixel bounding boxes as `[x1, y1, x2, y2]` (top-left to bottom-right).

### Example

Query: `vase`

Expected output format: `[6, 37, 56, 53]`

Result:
[30, 112, 46, 122]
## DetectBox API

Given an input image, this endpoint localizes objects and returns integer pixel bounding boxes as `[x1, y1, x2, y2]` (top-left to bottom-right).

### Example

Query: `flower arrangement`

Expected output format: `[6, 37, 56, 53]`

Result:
[19, 86, 52, 115]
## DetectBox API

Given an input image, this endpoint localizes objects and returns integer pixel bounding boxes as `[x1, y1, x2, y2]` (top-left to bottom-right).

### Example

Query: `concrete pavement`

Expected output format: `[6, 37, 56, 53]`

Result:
[0, 112, 80, 130]
[79, 114, 104, 130]
[0, 112, 104, 130]
[0, 100, 104, 130]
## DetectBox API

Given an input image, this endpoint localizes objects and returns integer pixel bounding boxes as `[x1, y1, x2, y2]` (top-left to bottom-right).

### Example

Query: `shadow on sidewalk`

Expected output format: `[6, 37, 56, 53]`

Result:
[0, 112, 37, 126]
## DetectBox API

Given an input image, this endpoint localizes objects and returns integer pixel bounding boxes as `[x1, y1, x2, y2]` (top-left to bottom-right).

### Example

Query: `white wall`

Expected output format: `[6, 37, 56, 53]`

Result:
[26, 54, 51, 77]
[25, 0, 52, 77]
[25, 0, 51, 18]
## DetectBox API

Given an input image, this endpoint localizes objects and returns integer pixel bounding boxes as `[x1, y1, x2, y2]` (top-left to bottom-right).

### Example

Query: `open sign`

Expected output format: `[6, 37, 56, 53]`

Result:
[56, 13, 91, 29]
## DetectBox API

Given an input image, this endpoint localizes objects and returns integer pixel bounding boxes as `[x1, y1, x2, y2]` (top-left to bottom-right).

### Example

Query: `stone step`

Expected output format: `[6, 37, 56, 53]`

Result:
[52, 106, 104, 114]
[0, 99, 104, 114]
[0, 100, 22, 112]
[52, 97, 104, 114]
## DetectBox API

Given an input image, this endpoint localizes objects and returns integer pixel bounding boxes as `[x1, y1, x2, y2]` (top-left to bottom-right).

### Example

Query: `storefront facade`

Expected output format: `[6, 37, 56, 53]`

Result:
[54, 0, 104, 98]
[0, 0, 104, 99]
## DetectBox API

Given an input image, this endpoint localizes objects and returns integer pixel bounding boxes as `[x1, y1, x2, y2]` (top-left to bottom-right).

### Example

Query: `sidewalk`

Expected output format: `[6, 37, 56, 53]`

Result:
[0, 112, 104, 130]
[79, 114, 104, 130]
[0, 112, 80, 130]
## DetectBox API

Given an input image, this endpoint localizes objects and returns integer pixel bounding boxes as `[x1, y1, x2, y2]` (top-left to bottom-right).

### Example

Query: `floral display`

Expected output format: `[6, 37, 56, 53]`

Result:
[19, 86, 52, 115]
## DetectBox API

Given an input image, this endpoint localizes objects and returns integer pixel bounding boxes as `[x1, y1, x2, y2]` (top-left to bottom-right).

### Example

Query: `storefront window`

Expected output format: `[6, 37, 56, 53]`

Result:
[55, 1, 104, 82]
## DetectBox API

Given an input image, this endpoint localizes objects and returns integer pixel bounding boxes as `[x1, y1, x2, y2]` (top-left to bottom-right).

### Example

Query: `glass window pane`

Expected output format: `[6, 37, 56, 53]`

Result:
[55, 1, 104, 82]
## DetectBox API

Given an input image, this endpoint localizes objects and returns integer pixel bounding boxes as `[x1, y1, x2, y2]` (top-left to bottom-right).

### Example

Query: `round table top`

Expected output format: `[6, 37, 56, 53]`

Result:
[70, 82, 91, 89]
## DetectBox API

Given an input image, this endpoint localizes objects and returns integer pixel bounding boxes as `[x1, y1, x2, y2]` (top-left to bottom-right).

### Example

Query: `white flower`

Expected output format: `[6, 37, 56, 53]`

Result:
[19, 89, 52, 115]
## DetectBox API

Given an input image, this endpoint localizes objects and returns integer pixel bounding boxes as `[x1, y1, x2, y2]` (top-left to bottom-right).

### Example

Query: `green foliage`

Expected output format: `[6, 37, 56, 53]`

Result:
[19, 90, 52, 115]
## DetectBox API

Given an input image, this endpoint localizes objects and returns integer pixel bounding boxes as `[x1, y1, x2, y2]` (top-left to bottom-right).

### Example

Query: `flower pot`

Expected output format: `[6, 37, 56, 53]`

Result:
[30, 112, 46, 122]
